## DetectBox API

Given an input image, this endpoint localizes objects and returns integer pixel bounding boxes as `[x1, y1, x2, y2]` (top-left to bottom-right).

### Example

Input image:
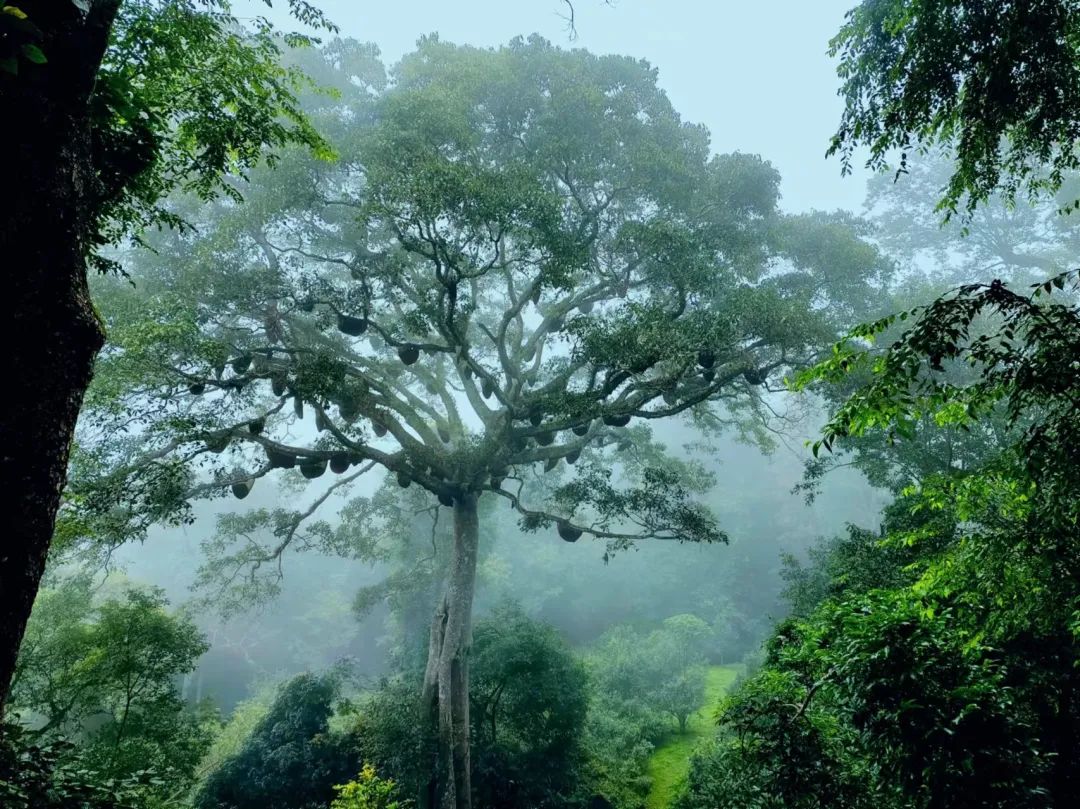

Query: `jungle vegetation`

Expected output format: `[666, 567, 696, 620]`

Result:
[3, 1, 1079, 808]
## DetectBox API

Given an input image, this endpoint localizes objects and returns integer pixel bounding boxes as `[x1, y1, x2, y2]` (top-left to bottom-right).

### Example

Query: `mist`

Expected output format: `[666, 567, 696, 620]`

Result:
[9, 3, 1073, 809]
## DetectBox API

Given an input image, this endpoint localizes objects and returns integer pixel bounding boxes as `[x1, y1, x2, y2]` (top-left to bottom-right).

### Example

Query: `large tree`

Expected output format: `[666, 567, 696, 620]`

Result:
[0, 0, 334, 714]
[74, 37, 890, 808]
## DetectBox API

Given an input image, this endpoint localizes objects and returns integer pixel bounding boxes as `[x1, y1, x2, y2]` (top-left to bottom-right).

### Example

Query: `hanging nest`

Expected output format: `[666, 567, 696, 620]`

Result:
[329, 452, 351, 474]
[398, 344, 420, 365]
[299, 297, 316, 313]
[566, 449, 580, 465]
[271, 373, 288, 397]
[697, 349, 716, 369]
[299, 458, 328, 479]
[231, 479, 253, 500]
[529, 409, 544, 427]
[578, 300, 594, 314]
[338, 395, 361, 422]
[557, 520, 583, 543]
[662, 389, 678, 406]
[266, 447, 296, 469]
[510, 433, 528, 453]
[572, 422, 590, 437]
[396, 470, 411, 488]
[491, 475, 504, 488]
[535, 430, 556, 446]
[701, 368, 715, 384]
[438, 425, 451, 443]
[247, 417, 266, 435]
[603, 414, 631, 428]
[481, 377, 495, 399]
[231, 354, 253, 375]
[337, 314, 368, 336]
[189, 382, 206, 396]
[544, 457, 559, 472]
[252, 352, 271, 374]
[530, 284, 542, 305]
[372, 421, 388, 438]
[743, 367, 767, 385]
[523, 346, 536, 363]
[438, 492, 454, 508]
[205, 433, 231, 454]
[293, 395, 304, 419]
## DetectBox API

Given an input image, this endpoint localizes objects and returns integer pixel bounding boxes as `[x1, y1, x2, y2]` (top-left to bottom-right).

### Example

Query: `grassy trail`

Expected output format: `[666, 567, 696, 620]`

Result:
[644, 665, 740, 809]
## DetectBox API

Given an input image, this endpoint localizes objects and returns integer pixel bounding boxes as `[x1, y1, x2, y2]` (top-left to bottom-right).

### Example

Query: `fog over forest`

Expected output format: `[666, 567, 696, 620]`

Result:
[5, 3, 1079, 809]
[116, 0, 882, 708]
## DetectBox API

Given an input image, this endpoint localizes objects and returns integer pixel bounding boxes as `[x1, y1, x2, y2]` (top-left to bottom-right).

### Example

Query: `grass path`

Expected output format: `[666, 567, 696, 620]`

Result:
[644, 665, 741, 809]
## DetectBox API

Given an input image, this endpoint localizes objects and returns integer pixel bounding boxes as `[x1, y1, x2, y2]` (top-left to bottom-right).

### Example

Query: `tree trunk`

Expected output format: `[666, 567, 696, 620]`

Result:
[421, 493, 481, 809]
[0, 0, 119, 714]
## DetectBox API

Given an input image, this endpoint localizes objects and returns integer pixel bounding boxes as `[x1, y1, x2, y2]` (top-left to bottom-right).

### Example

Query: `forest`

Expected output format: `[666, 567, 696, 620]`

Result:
[2, 1, 1079, 808]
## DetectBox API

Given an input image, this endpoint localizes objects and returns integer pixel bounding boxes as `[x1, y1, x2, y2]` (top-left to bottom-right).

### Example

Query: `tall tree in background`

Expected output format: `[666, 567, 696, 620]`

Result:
[73, 37, 891, 809]
[0, 0, 333, 714]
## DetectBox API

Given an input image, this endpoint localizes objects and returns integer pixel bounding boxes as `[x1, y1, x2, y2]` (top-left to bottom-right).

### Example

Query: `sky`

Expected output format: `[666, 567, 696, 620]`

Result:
[244, 0, 871, 213]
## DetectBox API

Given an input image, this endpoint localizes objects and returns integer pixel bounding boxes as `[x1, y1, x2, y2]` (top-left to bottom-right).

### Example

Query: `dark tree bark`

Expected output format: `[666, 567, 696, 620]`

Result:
[421, 493, 481, 809]
[0, 0, 120, 713]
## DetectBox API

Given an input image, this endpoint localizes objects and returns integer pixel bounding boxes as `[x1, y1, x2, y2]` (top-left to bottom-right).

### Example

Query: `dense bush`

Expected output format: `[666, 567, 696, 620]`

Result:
[9, 578, 214, 802]
[194, 673, 358, 809]
[0, 723, 151, 809]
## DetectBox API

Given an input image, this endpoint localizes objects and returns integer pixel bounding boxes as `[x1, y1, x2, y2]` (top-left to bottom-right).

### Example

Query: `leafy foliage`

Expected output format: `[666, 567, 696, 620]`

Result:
[331, 763, 407, 809]
[32, 0, 336, 272]
[0, 723, 150, 809]
[829, 0, 1080, 218]
[689, 268, 1080, 806]
[9, 578, 212, 799]
[194, 672, 357, 809]
[470, 604, 590, 808]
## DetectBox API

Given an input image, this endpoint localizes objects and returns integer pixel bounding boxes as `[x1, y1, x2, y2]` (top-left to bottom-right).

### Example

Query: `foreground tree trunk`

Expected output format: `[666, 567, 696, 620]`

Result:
[421, 493, 481, 809]
[0, 1, 118, 714]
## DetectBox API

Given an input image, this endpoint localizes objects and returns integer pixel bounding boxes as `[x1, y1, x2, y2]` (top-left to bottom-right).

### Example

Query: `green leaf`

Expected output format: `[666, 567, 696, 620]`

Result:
[20, 42, 45, 64]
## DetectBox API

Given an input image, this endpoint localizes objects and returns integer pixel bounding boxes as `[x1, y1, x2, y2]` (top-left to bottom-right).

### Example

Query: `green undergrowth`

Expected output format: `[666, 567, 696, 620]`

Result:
[644, 665, 741, 809]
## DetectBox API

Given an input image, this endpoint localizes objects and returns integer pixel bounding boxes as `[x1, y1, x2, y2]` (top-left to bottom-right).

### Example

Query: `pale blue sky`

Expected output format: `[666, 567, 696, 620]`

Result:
[247, 0, 871, 213]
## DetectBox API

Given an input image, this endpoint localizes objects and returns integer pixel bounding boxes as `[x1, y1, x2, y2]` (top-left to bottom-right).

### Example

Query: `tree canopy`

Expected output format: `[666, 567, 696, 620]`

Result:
[68, 35, 891, 808]
[72, 34, 891, 569]
[829, 0, 1080, 218]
